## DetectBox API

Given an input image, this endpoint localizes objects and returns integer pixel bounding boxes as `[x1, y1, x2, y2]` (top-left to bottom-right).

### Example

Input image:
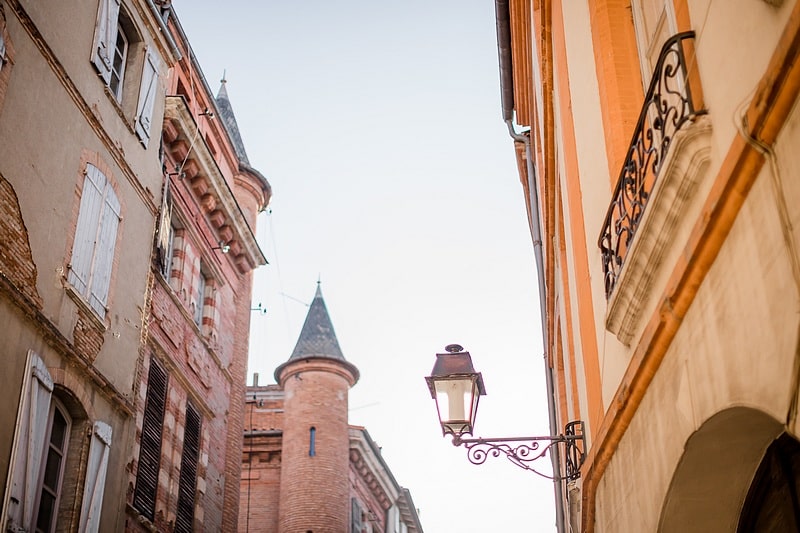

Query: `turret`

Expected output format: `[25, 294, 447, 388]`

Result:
[274, 284, 359, 532]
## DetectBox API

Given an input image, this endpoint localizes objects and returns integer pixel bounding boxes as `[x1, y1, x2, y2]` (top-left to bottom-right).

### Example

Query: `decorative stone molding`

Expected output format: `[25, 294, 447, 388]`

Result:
[163, 96, 266, 273]
[606, 116, 712, 345]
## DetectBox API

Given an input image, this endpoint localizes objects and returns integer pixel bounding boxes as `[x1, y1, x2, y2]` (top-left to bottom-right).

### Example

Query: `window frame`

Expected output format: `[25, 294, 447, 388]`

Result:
[193, 266, 206, 327]
[67, 163, 121, 319]
[108, 22, 128, 102]
[32, 398, 71, 533]
[91, 0, 160, 145]
[631, 0, 678, 86]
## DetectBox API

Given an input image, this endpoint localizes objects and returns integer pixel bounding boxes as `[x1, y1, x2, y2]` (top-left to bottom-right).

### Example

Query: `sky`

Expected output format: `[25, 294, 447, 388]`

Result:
[174, 1, 557, 531]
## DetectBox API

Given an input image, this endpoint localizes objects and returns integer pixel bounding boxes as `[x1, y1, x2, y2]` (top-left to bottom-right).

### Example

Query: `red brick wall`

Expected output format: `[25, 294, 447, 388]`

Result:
[240, 432, 282, 531]
[278, 362, 354, 532]
[0, 172, 41, 307]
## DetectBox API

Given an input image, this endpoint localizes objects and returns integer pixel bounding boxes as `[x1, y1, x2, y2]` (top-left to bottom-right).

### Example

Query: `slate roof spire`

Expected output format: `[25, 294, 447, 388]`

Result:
[290, 282, 345, 361]
[274, 283, 360, 384]
[215, 74, 250, 165]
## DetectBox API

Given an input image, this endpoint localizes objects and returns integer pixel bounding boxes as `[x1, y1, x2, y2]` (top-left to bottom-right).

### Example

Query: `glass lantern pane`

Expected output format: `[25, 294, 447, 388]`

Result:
[434, 378, 472, 423]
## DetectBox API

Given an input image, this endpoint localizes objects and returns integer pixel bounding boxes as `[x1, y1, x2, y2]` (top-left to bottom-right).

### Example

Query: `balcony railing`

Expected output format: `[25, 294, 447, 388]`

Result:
[599, 32, 705, 299]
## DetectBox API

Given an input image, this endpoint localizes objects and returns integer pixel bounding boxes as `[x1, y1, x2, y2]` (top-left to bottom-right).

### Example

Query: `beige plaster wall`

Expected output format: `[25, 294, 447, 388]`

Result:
[594, 137, 800, 531]
[0, 0, 168, 396]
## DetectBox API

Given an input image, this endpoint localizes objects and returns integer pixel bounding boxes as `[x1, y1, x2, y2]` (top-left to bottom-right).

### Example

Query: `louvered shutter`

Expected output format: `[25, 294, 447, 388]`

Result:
[91, 0, 120, 84]
[88, 181, 120, 317]
[351, 498, 363, 533]
[79, 421, 112, 533]
[174, 403, 201, 533]
[68, 165, 104, 296]
[6, 352, 53, 530]
[133, 359, 167, 521]
[135, 48, 160, 146]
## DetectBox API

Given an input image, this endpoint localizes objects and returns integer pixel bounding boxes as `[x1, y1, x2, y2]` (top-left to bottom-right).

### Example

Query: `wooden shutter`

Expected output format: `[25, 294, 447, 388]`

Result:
[91, 0, 120, 84]
[351, 498, 363, 533]
[88, 180, 120, 317]
[135, 48, 160, 146]
[133, 359, 167, 521]
[68, 165, 104, 296]
[79, 421, 112, 533]
[5, 352, 53, 530]
[174, 403, 201, 533]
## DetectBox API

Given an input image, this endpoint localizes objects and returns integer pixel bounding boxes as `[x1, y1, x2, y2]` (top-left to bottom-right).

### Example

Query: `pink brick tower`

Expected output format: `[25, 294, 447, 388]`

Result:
[274, 283, 359, 532]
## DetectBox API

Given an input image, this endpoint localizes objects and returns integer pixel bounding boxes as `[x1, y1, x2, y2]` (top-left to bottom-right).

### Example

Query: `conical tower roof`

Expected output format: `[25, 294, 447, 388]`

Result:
[215, 76, 250, 165]
[274, 284, 359, 384]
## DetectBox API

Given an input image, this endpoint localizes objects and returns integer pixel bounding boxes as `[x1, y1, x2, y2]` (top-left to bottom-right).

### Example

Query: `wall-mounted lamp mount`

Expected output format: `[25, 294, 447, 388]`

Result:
[212, 241, 230, 254]
[425, 344, 585, 481]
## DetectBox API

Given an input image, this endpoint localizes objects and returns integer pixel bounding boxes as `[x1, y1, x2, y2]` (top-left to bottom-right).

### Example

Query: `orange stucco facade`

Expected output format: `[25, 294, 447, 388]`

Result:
[498, 0, 800, 530]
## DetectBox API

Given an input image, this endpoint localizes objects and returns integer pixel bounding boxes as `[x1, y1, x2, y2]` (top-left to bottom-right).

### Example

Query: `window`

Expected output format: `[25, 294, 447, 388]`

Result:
[4, 352, 112, 533]
[134, 49, 160, 146]
[351, 498, 363, 533]
[631, 0, 677, 85]
[193, 267, 206, 326]
[309, 427, 316, 457]
[133, 358, 168, 521]
[108, 23, 128, 101]
[79, 422, 113, 533]
[68, 163, 121, 318]
[156, 187, 175, 278]
[91, 0, 123, 94]
[91, 0, 160, 145]
[174, 403, 201, 533]
[0, 32, 6, 73]
[33, 399, 71, 533]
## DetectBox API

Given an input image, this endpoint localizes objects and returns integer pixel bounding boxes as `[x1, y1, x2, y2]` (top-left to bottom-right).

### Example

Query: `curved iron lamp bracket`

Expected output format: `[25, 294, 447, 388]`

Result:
[451, 421, 585, 481]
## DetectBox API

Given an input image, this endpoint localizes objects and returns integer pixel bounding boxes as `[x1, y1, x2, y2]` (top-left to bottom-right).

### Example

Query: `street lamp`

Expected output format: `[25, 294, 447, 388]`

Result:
[425, 344, 586, 480]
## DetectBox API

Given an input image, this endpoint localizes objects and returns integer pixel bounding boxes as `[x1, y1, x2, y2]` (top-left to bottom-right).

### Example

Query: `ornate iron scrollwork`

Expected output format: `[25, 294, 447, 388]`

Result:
[452, 421, 585, 481]
[599, 32, 706, 298]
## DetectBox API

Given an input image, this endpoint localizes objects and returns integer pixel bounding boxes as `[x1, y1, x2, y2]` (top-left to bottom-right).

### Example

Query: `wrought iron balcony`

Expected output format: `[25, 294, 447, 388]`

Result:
[599, 32, 705, 299]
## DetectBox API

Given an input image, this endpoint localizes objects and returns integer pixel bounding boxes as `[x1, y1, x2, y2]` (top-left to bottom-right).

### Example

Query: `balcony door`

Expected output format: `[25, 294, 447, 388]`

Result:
[631, 0, 678, 86]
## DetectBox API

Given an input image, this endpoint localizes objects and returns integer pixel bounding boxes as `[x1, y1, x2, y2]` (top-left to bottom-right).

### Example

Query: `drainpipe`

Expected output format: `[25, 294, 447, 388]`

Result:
[495, 2, 566, 532]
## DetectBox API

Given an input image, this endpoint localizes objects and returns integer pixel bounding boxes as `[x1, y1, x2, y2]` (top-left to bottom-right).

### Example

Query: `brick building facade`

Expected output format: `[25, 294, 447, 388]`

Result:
[0, 1, 268, 531]
[125, 7, 270, 532]
[240, 285, 423, 533]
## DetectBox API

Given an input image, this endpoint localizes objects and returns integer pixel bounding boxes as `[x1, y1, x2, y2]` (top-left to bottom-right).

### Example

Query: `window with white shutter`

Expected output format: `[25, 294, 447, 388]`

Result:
[90, 0, 121, 86]
[68, 164, 121, 318]
[4, 352, 54, 532]
[79, 421, 112, 533]
[135, 48, 160, 146]
[133, 358, 168, 521]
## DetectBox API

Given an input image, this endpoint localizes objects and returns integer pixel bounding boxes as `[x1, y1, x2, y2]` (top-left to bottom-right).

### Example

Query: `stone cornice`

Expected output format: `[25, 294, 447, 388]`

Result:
[163, 96, 266, 273]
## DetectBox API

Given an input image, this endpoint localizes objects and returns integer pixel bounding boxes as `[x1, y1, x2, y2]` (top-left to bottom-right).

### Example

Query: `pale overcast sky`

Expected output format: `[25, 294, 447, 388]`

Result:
[175, 1, 557, 531]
